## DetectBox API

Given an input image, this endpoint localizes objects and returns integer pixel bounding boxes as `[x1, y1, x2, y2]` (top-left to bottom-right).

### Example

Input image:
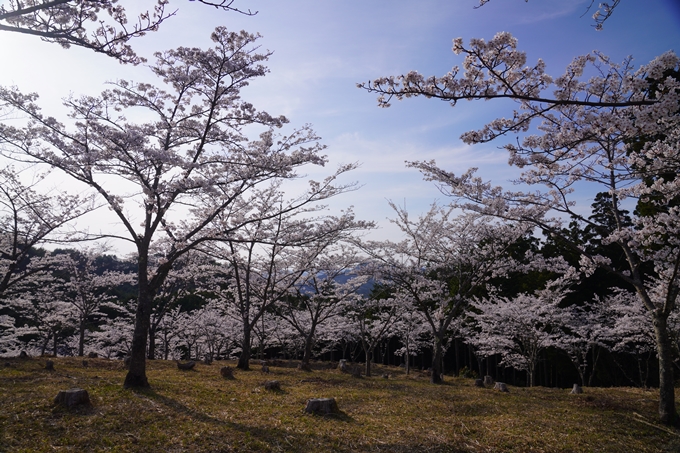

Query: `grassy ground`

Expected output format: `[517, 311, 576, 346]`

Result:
[1, 357, 679, 452]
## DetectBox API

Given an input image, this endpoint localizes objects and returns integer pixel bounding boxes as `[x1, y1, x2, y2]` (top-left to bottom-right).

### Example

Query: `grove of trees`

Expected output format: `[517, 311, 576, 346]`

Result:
[1, 0, 679, 429]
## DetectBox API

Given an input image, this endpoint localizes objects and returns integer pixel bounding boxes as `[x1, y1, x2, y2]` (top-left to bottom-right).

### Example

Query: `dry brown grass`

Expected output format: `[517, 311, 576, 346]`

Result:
[1, 356, 679, 452]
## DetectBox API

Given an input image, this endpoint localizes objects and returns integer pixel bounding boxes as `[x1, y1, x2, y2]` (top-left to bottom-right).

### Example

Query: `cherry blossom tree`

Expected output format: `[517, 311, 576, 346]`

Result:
[344, 292, 396, 377]
[469, 282, 570, 387]
[0, 28, 355, 388]
[11, 288, 74, 356]
[56, 249, 133, 356]
[0, 166, 90, 300]
[0, 313, 18, 355]
[89, 296, 136, 358]
[475, 0, 621, 30]
[557, 300, 610, 387]
[276, 245, 369, 370]
[601, 289, 658, 387]
[390, 295, 430, 375]
[361, 32, 680, 423]
[206, 183, 369, 370]
[0, 0, 255, 64]
[364, 202, 532, 383]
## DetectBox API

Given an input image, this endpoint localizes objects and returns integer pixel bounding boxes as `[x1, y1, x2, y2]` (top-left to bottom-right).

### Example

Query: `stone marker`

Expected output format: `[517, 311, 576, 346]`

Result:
[264, 380, 280, 391]
[177, 361, 196, 371]
[54, 388, 90, 408]
[483, 375, 495, 386]
[261, 364, 270, 374]
[339, 359, 348, 373]
[220, 366, 235, 379]
[45, 360, 54, 371]
[494, 382, 509, 392]
[305, 398, 339, 415]
[570, 383, 583, 394]
[87, 352, 98, 358]
[474, 378, 485, 388]
[19, 351, 28, 359]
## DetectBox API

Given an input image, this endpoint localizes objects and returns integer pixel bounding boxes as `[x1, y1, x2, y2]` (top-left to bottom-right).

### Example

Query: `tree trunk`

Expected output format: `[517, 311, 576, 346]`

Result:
[40, 331, 51, 356]
[237, 326, 251, 370]
[653, 312, 678, 426]
[78, 321, 86, 357]
[405, 343, 410, 375]
[301, 332, 314, 370]
[52, 328, 58, 357]
[362, 338, 372, 377]
[431, 336, 443, 384]
[123, 265, 153, 388]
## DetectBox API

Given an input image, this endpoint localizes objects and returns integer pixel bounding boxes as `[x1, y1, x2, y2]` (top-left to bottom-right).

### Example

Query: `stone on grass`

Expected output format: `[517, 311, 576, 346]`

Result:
[494, 382, 509, 392]
[220, 366, 235, 379]
[474, 378, 485, 388]
[570, 383, 583, 394]
[87, 352, 98, 358]
[19, 351, 28, 359]
[264, 380, 280, 391]
[305, 398, 339, 415]
[382, 373, 389, 379]
[261, 364, 270, 374]
[483, 375, 495, 386]
[82, 360, 88, 368]
[339, 359, 348, 373]
[177, 361, 196, 371]
[45, 360, 54, 371]
[54, 388, 90, 408]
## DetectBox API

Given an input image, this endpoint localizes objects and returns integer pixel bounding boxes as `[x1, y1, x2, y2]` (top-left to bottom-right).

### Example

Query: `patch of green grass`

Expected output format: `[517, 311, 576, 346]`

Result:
[1, 357, 679, 452]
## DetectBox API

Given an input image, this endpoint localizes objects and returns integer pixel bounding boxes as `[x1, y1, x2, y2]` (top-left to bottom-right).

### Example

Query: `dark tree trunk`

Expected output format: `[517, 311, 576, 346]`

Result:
[431, 336, 443, 384]
[301, 332, 314, 370]
[40, 331, 51, 356]
[124, 257, 153, 388]
[653, 312, 678, 426]
[78, 322, 86, 357]
[405, 343, 411, 375]
[237, 326, 251, 370]
[361, 338, 372, 377]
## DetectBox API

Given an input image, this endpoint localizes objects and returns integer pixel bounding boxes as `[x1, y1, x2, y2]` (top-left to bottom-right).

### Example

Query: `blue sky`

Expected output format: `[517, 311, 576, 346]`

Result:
[0, 0, 679, 251]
